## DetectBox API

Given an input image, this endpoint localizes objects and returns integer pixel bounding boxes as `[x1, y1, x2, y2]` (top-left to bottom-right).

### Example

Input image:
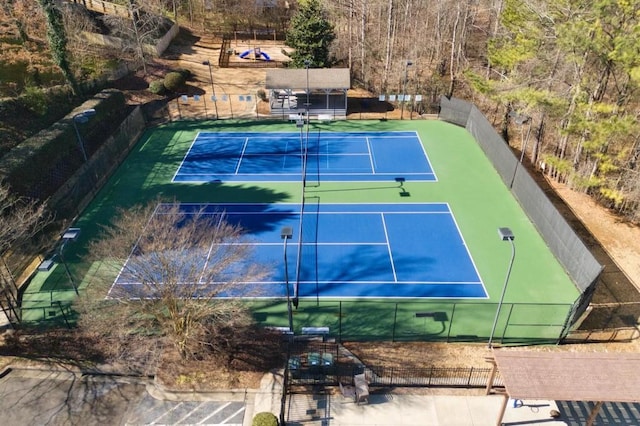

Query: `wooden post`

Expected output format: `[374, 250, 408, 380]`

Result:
[496, 394, 508, 426]
[586, 401, 603, 426]
[485, 357, 498, 395]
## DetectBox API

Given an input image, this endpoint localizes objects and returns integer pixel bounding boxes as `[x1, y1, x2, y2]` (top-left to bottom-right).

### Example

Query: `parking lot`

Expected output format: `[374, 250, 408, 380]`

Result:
[0, 368, 246, 425]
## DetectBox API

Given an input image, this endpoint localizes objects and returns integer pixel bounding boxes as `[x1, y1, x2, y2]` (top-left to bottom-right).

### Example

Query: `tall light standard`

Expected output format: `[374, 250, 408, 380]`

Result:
[59, 227, 81, 295]
[304, 59, 311, 121]
[400, 60, 413, 120]
[303, 60, 311, 187]
[281, 226, 294, 332]
[488, 227, 515, 348]
[202, 60, 219, 119]
[72, 109, 96, 162]
[508, 111, 532, 188]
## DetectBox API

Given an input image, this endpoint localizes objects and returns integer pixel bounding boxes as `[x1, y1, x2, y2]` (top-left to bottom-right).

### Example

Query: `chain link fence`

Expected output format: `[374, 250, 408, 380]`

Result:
[439, 97, 603, 332]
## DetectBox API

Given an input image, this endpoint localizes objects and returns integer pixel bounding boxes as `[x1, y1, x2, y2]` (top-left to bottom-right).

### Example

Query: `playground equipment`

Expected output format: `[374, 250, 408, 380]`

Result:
[239, 47, 271, 61]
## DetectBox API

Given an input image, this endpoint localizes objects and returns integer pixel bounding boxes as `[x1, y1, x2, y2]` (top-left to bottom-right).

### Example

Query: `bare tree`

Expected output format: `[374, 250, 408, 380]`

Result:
[77, 201, 270, 360]
[102, 3, 169, 74]
[0, 183, 51, 327]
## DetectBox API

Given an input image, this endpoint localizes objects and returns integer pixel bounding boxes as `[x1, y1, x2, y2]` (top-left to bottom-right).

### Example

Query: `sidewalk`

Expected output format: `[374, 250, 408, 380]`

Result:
[243, 364, 567, 425]
[286, 391, 566, 426]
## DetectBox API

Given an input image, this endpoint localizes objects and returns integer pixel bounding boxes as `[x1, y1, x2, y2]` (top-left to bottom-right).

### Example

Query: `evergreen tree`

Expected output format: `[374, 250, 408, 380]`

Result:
[285, 0, 335, 68]
[38, 0, 80, 95]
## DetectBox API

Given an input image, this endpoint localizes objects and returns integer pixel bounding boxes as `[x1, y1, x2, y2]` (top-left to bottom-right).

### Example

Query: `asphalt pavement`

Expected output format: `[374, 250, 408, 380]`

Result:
[1, 366, 638, 425]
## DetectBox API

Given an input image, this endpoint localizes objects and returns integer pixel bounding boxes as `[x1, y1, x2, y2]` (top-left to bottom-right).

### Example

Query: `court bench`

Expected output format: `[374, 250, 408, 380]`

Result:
[301, 326, 330, 336]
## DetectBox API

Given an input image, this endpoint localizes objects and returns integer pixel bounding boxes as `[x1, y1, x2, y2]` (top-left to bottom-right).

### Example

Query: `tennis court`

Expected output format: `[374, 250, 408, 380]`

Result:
[172, 131, 436, 182]
[24, 119, 581, 341]
[110, 202, 486, 300]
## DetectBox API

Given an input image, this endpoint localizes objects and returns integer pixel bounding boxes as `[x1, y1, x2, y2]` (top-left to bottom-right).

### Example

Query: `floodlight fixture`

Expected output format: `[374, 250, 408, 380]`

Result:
[488, 227, 516, 348]
[401, 60, 413, 120]
[202, 60, 219, 118]
[72, 109, 96, 161]
[281, 226, 294, 332]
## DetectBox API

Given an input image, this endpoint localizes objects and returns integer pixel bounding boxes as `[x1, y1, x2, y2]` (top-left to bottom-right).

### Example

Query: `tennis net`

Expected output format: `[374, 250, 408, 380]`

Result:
[294, 193, 320, 306]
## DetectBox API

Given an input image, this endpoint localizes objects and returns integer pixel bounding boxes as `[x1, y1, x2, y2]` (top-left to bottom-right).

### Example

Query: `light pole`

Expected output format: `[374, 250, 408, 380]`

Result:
[488, 227, 515, 348]
[281, 226, 294, 332]
[59, 227, 81, 295]
[508, 112, 532, 188]
[303, 60, 311, 187]
[400, 60, 413, 120]
[304, 59, 311, 121]
[72, 109, 96, 161]
[202, 60, 219, 119]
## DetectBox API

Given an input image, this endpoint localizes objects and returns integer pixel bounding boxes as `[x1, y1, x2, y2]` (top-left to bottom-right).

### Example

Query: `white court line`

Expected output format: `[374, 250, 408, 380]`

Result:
[306, 242, 388, 245]
[116, 279, 481, 286]
[414, 131, 438, 182]
[239, 153, 306, 156]
[172, 132, 201, 182]
[194, 133, 417, 139]
[201, 213, 225, 283]
[366, 137, 376, 173]
[234, 138, 249, 175]
[306, 153, 371, 156]
[107, 203, 163, 298]
[380, 213, 398, 282]
[197, 402, 232, 424]
[446, 202, 488, 297]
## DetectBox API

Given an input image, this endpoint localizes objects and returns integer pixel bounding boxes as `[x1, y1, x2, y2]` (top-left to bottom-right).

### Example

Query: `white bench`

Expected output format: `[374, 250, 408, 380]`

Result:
[288, 113, 305, 121]
[317, 114, 332, 122]
[267, 326, 294, 335]
[301, 326, 329, 335]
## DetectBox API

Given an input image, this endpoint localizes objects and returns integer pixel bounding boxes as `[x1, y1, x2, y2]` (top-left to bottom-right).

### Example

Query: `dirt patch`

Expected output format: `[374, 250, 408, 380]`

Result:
[550, 180, 640, 288]
[155, 346, 264, 391]
[346, 339, 640, 370]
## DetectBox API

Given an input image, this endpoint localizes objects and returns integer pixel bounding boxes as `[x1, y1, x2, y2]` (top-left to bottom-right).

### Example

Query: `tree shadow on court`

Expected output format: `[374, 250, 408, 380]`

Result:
[297, 246, 441, 341]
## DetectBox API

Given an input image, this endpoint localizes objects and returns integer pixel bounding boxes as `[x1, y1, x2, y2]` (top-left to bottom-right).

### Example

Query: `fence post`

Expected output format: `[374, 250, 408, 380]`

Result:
[280, 342, 290, 426]
[500, 304, 515, 344]
[392, 303, 398, 342]
[446, 304, 456, 342]
[339, 301, 342, 343]
[558, 300, 579, 344]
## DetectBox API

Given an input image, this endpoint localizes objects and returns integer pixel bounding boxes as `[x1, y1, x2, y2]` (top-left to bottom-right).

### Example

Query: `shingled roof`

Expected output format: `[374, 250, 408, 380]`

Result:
[266, 68, 350, 90]
[494, 350, 640, 403]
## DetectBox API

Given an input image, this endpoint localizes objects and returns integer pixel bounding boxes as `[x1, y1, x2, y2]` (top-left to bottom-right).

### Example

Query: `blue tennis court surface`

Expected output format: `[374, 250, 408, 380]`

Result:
[172, 131, 436, 182]
[111, 203, 487, 300]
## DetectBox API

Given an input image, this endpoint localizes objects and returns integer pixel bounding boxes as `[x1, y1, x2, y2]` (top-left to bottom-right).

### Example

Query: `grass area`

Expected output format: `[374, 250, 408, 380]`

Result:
[22, 119, 579, 342]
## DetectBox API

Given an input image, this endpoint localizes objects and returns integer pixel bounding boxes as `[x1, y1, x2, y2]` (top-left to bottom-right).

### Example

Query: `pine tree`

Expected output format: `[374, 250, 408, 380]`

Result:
[285, 0, 335, 68]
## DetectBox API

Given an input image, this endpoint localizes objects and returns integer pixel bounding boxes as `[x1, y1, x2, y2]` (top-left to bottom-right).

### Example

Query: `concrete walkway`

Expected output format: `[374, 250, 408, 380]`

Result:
[248, 366, 567, 425]
[286, 392, 567, 426]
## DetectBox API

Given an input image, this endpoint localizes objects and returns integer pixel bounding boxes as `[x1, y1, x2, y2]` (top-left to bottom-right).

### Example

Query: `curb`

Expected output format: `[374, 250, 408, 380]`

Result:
[149, 375, 257, 402]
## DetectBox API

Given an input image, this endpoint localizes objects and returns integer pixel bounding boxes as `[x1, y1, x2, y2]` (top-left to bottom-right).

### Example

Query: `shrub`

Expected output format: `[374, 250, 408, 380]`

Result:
[148, 80, 166, 95]
[174, 68, 193, 80]
[252, 412, 278, 426]
[257, 89, 267, 102]
[163, 72, 186, 92]
[21, 86, 48, 116]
